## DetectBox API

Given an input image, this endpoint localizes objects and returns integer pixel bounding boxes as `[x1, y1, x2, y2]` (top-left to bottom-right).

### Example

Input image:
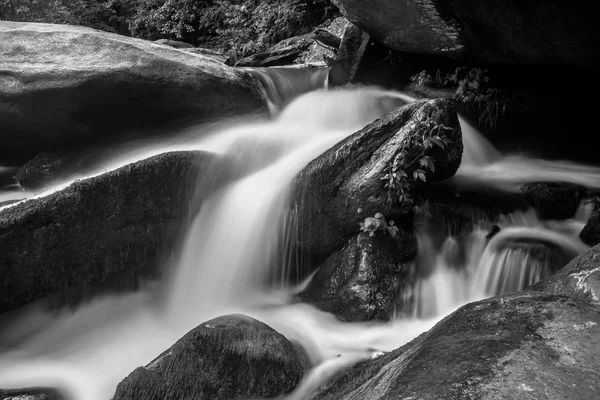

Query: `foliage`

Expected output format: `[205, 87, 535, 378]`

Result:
[410, 66, 508, 130]
[359, 213, 399, 237]
[381, 121, 454, 209]
[1, 0, 338, 57]
[0, 0, 133, 34]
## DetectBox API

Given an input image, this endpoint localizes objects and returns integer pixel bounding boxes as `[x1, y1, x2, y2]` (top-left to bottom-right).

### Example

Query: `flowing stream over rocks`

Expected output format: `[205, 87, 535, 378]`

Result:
[1, 68, 600, 400]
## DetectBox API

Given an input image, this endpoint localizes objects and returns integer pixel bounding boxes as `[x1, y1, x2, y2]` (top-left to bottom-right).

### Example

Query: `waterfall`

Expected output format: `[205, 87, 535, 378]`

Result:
[1, 67, 600, 400]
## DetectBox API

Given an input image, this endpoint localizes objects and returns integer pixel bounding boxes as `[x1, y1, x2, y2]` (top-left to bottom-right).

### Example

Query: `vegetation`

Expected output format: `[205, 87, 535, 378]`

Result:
[410, 66, 509, 130]
[0, 0, 338, 58]
[381, 120, 454, 209]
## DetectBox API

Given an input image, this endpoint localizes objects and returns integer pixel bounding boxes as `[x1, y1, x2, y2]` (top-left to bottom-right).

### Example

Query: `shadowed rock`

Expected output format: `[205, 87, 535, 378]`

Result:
[290, 98, 462, 262]
[519, 182, 586, 220]
[0, 151, 220, 314]
[580, 207, 600, 247]
[113, 314, 306, 400]
[300, 230, 415, 321]
[0, 21, 266, 164]
[331, 0, 600, 67]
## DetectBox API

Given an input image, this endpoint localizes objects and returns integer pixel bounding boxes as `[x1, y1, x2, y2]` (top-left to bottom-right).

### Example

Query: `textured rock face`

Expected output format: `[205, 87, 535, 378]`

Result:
[0, 22, 266, 163]
[519, 182, 586, 220]
[314, 292, 600, 400]
[312, 243, 600, 400]
[0, 151, 219, 314]
[331, 0, 599, 67]
[290, 98, 462, 261]
[300, 230, 415, 322]
[113, 314, 306, 400]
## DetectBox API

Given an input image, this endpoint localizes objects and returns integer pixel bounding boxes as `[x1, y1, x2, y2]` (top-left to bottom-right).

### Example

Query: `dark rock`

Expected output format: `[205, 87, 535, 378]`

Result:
[113, 314, 305, 400]
[299, 230, 415, 322]
[15, 153, 73, 190]
[580, 207, 600, 247]
[0, 22, 266, 164]
[0, 165, 17, 187]
[331, 0, 600, 67]
[313, 291, 600, 400]
[0, 151, 219, 314]
[519, 182, 586, 220]
[335, 22, 370, 82]
[290, 98, 462, 262]
[312, 28, 341, 51]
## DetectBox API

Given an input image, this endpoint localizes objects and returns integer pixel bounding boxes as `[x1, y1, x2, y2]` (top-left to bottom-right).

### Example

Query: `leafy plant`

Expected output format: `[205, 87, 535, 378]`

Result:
[381, 121, 454, 209]
[359, 212, 399, 237]
[410, 66, 508, 130]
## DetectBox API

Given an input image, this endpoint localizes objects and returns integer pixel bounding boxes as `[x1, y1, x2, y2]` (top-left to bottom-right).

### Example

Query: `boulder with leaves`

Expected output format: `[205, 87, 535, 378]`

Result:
[290, 98, 463, 260]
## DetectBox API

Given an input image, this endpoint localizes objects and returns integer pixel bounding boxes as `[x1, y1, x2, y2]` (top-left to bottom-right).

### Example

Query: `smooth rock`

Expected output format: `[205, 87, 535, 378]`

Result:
[0, 151, 219, 314]
[113, 314, 306, 400]
[331, 0, 599, 67]
[0, 22, 265, 164]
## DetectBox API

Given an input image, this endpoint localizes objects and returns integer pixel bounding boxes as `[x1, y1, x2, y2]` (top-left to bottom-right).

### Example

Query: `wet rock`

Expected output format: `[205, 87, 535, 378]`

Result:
[519, 182, 586, 220]
[334, 22, 370, 83]
[235, 35, 314, 67]
[580, 207, 600, 247]
[113, 314, 306, 400]
[0, 22, 265, 164]
[297, 17, 348, 65]
[299, 230, 415, 322]
[313, 292, 600, 400]
[0, 151, 219, 314]
[330, 0, 599, 67]
[15, 153, 74, 190]
[290, 98, 462, 261]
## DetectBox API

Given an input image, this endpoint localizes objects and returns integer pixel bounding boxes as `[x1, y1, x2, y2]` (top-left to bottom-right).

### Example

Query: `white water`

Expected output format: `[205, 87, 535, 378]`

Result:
[1, 75, 600, 400]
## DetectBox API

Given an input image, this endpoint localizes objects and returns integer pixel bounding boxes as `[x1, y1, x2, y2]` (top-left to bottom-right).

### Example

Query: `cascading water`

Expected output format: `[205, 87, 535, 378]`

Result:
[1, 67, 600, 400]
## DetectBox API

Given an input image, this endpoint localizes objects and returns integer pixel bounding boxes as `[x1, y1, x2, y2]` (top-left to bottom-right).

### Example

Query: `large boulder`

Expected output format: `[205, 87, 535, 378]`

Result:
[113, 314, 306, 400]
[313, 242, 600, 400]
[330, 0, 600, 67]
[314, 292, 600, 400]
[0, 151, 220, 314]
[289, 98, 462, 262]
[299, 229, 415, 322]
[0, 22, 266, 164]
